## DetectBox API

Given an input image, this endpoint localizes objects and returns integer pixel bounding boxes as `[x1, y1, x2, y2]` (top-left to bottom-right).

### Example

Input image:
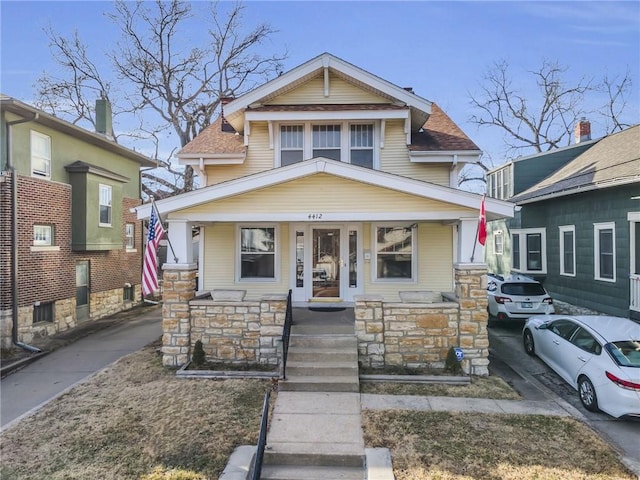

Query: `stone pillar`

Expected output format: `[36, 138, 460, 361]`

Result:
[259, 294, 287, 365]
[454, 263, 489, 376]
[354, 295, 385, 368]
[161, 263, 197, 367]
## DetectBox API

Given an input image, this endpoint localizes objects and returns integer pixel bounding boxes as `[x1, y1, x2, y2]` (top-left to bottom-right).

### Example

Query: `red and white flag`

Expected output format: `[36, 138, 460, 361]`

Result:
[142, 203, 165, 296]
[478, 195, 487, 246]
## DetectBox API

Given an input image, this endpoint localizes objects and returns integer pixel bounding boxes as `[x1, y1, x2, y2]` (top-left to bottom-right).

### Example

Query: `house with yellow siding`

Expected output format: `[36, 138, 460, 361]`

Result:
[136, 53, 514, 373]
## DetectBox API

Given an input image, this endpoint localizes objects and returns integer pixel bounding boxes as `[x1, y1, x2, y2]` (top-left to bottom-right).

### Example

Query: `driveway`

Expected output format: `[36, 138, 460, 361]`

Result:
[1, 305, 162, 430]
[488, 322, 640, 475]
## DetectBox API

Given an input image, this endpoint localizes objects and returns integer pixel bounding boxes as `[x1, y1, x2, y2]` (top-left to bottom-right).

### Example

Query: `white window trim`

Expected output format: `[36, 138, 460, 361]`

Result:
[33, 224, 53, 246]
[236, 224, 279, 283]
[30, 130, 51, 178]
[511, 228, 547, 274]
[594, 222, 616, 283]
[493, 231, 504, 255]
[559, 225, 576, 277]
[125, 223, 136, 251]
[99, 184, 112, 227]
[371, 223, 417, 283]
[274, 121, 379, 169]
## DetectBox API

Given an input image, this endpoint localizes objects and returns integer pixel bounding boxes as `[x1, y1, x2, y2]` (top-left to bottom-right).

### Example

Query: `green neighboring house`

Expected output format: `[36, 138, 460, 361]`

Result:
[486, 122, 640, 319]
[0, 95, 156, 350]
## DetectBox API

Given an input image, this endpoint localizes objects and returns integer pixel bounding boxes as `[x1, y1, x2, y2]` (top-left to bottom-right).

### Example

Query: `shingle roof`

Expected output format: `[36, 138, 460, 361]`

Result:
[511, 125, 640, 203]
[410, 103, 480, 152]
[178, 116, 245, 156]
[178, 102, 478, 156]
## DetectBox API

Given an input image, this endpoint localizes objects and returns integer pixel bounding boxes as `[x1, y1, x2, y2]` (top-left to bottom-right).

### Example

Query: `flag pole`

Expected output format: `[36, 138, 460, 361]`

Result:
[151, 197, 179, 263]
[470, 221, 480, 263]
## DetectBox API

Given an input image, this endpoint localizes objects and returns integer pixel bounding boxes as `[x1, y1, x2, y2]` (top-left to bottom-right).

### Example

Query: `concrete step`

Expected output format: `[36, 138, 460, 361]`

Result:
[264, 442, 365, 468]
[286, 361, 358, 377]
[260, 464, 364, 479]
[287, 346, 357, 363]
[289, 334, 357, 349]
[279, 375, 359, 392]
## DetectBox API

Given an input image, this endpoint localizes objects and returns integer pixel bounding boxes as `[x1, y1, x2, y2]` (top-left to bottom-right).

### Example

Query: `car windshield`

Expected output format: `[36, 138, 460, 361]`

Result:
[605, 341, 640, 367]
[501, 283, 546, 296]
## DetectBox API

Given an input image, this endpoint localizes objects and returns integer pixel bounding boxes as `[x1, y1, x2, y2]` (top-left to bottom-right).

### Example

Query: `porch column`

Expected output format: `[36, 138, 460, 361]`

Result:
[457, 218, 484, 264]
[454, 263, 489, 376]
[161, 263, 197, 367]
[165, 218, 194, 265]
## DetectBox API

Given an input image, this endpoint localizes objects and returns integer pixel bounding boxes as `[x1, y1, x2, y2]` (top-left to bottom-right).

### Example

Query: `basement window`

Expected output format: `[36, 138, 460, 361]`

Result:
[33, 302, 54, 323]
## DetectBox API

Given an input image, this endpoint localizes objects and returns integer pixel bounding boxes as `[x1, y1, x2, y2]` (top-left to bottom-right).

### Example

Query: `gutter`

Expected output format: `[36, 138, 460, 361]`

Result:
[5, 112, 42, 353]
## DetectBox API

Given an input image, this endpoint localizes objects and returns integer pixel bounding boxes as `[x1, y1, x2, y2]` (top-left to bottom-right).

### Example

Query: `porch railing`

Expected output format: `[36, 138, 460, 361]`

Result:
[250, 389, 271, 480]
[631, 274, 640, 313]
[281, 289, 293, 380]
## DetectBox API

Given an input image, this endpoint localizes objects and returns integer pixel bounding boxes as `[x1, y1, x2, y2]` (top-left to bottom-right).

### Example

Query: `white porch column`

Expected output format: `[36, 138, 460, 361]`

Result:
[458, 218, 484, 264]
[165, 218, 194, 266]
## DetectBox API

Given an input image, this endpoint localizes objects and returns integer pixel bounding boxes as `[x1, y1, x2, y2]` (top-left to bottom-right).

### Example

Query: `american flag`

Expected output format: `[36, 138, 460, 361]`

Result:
[142, 203, 165, 296]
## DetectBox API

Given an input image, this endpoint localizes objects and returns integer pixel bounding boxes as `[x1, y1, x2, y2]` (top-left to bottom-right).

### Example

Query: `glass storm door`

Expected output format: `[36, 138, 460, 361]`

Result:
[312, 228, 341, 299]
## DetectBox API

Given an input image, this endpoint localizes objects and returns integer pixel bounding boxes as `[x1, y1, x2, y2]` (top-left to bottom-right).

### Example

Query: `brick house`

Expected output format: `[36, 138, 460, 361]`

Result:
[0, 95, 155, 350]
[135, 53, 515, 374]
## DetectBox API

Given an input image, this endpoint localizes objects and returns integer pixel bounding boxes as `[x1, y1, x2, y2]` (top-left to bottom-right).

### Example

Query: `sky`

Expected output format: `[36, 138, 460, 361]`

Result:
[1, 0, 639, 177]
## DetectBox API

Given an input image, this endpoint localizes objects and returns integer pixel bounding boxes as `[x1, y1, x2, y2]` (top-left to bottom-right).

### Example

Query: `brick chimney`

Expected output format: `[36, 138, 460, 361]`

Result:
[220, 96, 235, 133]
[95, 96, 114, 140]
[574, 117, 591, 144]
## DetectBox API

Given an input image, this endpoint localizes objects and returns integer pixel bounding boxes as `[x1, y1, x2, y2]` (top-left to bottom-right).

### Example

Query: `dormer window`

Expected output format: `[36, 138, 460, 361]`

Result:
[280, 125, 304, 166]
[277, 121, 377, 168]
[312, 124, 341, 160]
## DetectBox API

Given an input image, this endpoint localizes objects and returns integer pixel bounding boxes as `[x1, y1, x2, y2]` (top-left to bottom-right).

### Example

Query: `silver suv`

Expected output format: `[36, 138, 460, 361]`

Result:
[487, 273, 554, 326]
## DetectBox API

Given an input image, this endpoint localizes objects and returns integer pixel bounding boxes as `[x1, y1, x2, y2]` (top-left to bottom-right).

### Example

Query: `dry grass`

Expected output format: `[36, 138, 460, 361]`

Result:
[2, 339, 635, 480]
[363, 410, 635, 480]
[361, 375, 521, 400]
[0, 340, 272, 480]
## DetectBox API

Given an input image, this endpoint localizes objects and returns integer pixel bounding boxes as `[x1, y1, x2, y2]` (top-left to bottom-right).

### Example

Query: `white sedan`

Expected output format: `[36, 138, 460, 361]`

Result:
[522, 315, 640, 418]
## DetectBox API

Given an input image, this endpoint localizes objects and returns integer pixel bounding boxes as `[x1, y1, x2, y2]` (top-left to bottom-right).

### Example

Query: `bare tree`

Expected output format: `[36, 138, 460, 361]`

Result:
[35, 0, 286, 199]
[462, 59, 634, 190]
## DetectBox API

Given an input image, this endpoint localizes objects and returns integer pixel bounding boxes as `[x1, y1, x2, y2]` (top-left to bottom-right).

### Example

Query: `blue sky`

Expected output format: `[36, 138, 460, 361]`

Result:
[1, 0, 638, 169]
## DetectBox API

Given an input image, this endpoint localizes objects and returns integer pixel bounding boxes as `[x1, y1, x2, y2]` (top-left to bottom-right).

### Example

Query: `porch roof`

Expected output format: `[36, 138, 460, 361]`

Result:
[135, 158, 514, 222]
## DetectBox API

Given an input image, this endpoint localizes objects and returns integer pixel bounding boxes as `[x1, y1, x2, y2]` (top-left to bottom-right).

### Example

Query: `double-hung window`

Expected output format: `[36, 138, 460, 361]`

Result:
[31, 130, 51, 178]
[594, 222, 615, 282]
[277, 122, 377, 168]
[374, 225, 415, 281]
[559, 225, 576, 276]
[350, 124, 374, 168]
[493, 231, 504, 255]
[99, 184, 112, 226]
[125, 223, 135, 249]
[239, 226, 276, 280]
[511, 228, 546, 274]
[280, 125, 304, 166]
[313, 124, 341, 160]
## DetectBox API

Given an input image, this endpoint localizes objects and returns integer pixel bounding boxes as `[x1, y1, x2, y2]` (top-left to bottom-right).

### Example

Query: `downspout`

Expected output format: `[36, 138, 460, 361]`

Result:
[6, 112, 41, 352]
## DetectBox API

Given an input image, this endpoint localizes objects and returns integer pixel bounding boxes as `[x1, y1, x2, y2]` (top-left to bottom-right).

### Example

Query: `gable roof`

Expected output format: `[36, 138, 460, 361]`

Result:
[223, 52, 433, 132]
[511, 125, 640, 204]
[136, 157, 513, 220]
[0, 95, 155, 167]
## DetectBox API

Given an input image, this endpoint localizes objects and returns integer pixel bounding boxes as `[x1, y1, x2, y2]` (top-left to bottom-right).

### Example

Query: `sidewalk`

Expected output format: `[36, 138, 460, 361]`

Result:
[1, 303, 162, 429]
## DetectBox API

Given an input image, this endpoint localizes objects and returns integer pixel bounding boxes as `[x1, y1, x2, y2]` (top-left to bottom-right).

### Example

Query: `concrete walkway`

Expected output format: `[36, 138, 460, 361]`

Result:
[1, 304, 162, 430]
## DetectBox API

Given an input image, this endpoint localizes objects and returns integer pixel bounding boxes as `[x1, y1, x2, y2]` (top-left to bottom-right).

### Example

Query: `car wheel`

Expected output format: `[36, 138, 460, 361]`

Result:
[523, 329, 535, 356]
[578, 376, 599, 412]
[487, 310, 496, 328]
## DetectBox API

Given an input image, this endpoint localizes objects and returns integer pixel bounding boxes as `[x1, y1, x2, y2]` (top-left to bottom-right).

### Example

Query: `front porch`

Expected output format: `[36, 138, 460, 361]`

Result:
[161, 263, 490, 375]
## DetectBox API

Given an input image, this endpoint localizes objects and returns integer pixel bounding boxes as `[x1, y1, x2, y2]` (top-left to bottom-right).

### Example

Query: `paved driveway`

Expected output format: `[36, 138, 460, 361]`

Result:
[1, 306, 162, 430]
[489, 322, 640, 476]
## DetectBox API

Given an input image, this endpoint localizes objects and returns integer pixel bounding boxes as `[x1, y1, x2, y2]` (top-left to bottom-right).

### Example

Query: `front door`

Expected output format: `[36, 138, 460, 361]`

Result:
[312, 228, 341, 299]
[291, 224, 362, 303]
